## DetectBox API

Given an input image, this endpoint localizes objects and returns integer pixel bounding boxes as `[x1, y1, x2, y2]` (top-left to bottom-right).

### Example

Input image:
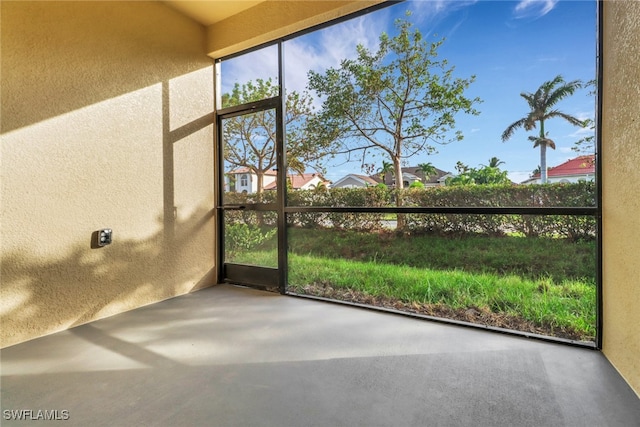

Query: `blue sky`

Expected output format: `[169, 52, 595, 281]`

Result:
[221, 0, 597, 184]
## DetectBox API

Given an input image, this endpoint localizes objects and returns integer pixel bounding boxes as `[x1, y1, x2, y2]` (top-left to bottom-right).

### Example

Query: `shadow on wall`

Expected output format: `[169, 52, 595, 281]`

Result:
[0, 1, 218, 348]
[0, 206, 216, 349]
[162, 80, 215, 242]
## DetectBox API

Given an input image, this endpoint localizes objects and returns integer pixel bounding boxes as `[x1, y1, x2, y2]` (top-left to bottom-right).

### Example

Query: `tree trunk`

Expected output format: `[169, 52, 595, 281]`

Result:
[539, 121, 547, 184]
[393, 158, 405, 231]
[256, 172, 264, 225]
[257, 172, 264, 195]
[540, 144, 547, 184]
[393, 159, 404, 192]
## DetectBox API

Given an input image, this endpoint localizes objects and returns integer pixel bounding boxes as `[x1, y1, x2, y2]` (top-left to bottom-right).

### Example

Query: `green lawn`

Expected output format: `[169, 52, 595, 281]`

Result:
[227, 227, 596, 341]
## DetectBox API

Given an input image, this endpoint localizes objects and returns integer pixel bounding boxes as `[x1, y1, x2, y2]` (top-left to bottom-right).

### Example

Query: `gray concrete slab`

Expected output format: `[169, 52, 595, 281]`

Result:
[1, 284, 639, 427]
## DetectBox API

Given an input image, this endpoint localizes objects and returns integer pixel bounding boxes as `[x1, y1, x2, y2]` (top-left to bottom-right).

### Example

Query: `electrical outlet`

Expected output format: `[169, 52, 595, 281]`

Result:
[97, 228, 112, 246]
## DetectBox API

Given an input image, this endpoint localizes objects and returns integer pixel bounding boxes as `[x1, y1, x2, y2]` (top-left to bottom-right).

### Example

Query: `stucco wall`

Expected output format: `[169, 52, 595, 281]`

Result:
[602, 1, 640, 396]
[1, 1, 216, 347]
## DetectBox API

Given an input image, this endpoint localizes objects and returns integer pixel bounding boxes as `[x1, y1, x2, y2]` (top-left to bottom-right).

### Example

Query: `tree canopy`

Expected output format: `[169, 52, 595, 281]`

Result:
[306, 15, 481, 195]
[417, 162, 437, 182]
[572, 79, 596, 156]
[483, 157, 505, 168]
[222, 78, 326, 193]
[446, 161, 511, 186]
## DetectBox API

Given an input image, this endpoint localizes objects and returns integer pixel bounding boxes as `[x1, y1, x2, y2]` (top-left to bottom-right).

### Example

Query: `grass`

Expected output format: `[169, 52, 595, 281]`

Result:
[227, 227, 596, 340]
[287, 228, 595, 283]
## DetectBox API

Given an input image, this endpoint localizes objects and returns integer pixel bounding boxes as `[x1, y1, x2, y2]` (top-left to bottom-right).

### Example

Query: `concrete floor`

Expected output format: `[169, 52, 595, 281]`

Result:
[1, 284, 639, 427]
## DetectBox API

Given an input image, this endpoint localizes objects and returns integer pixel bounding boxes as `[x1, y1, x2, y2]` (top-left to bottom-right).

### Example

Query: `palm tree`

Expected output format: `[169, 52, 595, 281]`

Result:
[483, 157, 505, 168]
[287, 154, 306, 177]
[501, 75, 584, 183]
[417, 162, 437, 183]
[378, 161, 394, 182]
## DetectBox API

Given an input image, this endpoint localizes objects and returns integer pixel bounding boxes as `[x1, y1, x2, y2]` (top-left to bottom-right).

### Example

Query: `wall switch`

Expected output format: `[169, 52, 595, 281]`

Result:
[97, 228, 112, 246]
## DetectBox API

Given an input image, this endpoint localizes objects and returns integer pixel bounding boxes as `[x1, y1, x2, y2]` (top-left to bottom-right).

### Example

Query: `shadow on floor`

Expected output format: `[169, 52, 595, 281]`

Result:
[1, 285, 639, 427]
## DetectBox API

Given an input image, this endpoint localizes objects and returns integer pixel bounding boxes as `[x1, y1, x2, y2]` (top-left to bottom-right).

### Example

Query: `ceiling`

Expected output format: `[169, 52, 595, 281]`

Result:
[163, 1, 266, 26]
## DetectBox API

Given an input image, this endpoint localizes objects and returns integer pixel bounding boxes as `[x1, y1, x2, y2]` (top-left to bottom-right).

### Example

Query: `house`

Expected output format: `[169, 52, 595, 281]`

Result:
[330, 174, 381, 188]
[380, 166, 452, 188]
[225, 167, 277, 193]
[264, 173, 330, 191]
[226, 169, 329, 192]
[521, 155, 595, 184]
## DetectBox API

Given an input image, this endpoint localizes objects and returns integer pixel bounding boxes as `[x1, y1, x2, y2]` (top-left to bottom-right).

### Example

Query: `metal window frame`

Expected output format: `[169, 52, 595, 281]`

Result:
[213, 0, 603, 349]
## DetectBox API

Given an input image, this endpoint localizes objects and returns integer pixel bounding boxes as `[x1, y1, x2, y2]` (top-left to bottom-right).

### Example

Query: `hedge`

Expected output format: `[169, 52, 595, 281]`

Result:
[223, 182, 596, 240]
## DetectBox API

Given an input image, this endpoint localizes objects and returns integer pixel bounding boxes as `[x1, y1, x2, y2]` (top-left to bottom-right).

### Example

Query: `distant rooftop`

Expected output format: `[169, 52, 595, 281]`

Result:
[264, 173, 329, 190]
[228, 167, 278, 176]
[529, 155, 595, 179]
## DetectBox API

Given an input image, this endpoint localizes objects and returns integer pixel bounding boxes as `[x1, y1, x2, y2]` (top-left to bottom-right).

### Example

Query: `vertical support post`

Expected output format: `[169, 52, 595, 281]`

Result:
[595, 0, 604, 350]
[276, 41, 288, 295]
[213, 60, 225, 284]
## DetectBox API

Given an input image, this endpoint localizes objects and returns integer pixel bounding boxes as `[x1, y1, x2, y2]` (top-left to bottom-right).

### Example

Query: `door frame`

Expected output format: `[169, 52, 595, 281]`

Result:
[215, 96, 287, 292]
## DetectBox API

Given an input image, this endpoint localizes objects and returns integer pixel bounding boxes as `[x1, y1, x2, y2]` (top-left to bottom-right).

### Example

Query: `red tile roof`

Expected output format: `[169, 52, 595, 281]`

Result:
[264, 173, 329, 190]
[531, 155, 595, 178]
[229, 167, 277, 176]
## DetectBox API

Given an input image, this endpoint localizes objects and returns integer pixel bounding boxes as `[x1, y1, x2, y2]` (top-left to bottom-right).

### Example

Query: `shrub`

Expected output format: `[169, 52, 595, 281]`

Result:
[399, 182, 595, 239]
[224, 182, 596, 240]
[225, 223, 276, 256]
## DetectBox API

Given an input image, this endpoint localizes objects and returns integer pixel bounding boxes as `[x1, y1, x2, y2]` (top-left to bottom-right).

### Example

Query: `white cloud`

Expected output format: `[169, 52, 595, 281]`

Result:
[568, 127, 593, 139]
[411, 0, 478, 24]
[507, 170, 533, 184]
[218, 1, 481, 99]
[558, 146, 574, 153]
[575, 110, 594, 121]
[318, 15, 380, 66]
[284, 16, 380, 95]
[219, 45, 279, 94]
[514, 0, 558, 19]
[537, 55, 562, 62]
[219, 14, 383, 101]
